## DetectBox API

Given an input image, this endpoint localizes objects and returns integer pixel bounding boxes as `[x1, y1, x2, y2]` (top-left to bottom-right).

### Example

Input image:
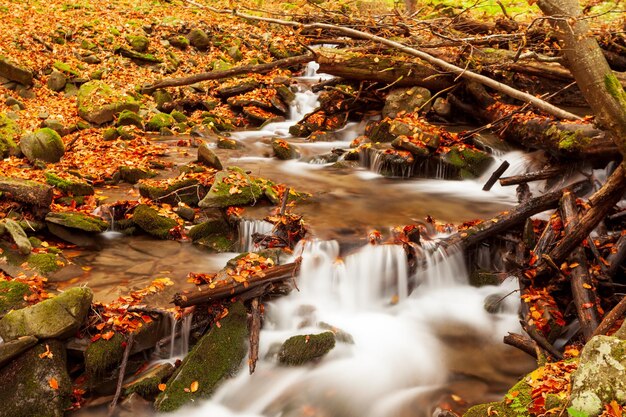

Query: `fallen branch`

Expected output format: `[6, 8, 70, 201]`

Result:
[499, 167, 563, 187]
[248, 297, 261, 374]
[482, 160, 510, 191]
[107, 333, 134, 417]
[606, 234, 626, 279]
[592, 294, 626, 337]
[503, 332, 538, 359]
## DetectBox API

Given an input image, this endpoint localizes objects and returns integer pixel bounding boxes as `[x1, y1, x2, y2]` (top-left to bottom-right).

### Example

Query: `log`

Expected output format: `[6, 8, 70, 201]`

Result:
[173, 262, 300, 307]
[560, 191, 600, 340]
[248, 297, 261, 374]
[592, 294, 626, 337]
[532, 212, 559, 257]
[141, 54, 315, 94]
[0, 177, 53, 207]
[499, 167, 563, 187]
[503, 332, 538, 359]
[482, 160, 510, 191]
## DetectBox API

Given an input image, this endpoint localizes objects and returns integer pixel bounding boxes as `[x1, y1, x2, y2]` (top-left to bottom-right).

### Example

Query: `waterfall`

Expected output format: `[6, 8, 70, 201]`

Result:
[168, 313, 193, 359]
[238, 219, 275, 252]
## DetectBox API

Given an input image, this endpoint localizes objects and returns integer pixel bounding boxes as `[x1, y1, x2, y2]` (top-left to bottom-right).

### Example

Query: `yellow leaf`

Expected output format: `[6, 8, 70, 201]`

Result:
[190, 381, 199, 393]
[582, 283, 592, 289]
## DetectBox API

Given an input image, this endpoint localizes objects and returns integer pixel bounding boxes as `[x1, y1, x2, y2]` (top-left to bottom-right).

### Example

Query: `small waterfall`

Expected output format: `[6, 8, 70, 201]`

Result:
[413, 241, 468, 289]
[168, 313, 193, 359]
[238, 219, 275, 252]
[359, 147, 415, 179]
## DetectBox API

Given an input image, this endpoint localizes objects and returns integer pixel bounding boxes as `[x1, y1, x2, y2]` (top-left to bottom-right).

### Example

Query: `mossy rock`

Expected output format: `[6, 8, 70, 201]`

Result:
[0, 57, 34, 86]
[0, 280, 31, 317]
[47, 70, 67, 92]
[0, 335, 38, 368]
[168, 35, 189, 50]
[0, 287, 93, 341]
[118, 166, 156, 184]
[188, 217, 230, 242]
[382, 86, 432, 118]
[3, 219, 32, 255]
[198, 168, 263, 208]
[0, 113, 20, 158]
[0, 340, 71, 417]
[44, 172, 94, 196]
[124, 362, 174, 397]
[25, 252, 64, 275]
[187, 28, 211, 50]
[117, 125, 137, 140]
[170, 110, 187, 122]
[217, 136, 244, 150]
[154, 301, 248, 412]
[53, 61, 79, 77]
[84, 332, 126, 376]
[391, 136, 433, 158]
[463, 372, 533, 417]
[443, 145, 494, 178]
[132, 204, 177, 239]
[127, 35, 149, 52]
[45, 212, 109, 233]
[152, 89, 173, 111]
[196, 235, 237, 253]
[211, 59, 232, 71]
[77, 80, 139, 125]
[116, 109, 144, 129]
[20, 128, 65, 163]
[197, 143, 223, 170]
[278, 332, 336, 366]
[102, 127, 119, 141]
[263, 183, 309, 205]
[146, 112, 175, 132]
[138, 178, 203, 205]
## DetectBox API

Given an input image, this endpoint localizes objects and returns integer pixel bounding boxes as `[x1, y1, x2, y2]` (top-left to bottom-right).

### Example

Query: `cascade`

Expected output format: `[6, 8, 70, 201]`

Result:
[238, 219, 275, 252]
[167, 313, 194, 359]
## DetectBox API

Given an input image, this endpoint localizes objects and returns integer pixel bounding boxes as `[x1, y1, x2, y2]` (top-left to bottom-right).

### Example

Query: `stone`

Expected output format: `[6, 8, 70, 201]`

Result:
[174, 206, 195, 221]
[187, 28, 211, 50]
[77, 80, 139, 125]
[443, 145, 494, 178]
[118, 166, 156, 184]
[44, 172, 94, 196]
[132, 204, 177, 239]
[0, 335, 37, 368]
[433, 97, 452, 117]
[152, 89, 173, 111]
[217, 136, 244, 150]
[197, 142, 223, 170]
[0, 176, 53, 207]
[154, 301, 248, 412]
[45, 212, 108, 233]
[42, 119, 68, 136]
[0, 287, 93, 341]
[0, 58, 33, 86]
[116, 109, 144, 129]
[123, 363, 175, 397]
[198, 168, 263, 208]
[188, 216, 230, 242]
[19, 128, 65, 163]
[391, 136, 431, 158]
[146, 112, 175, 131]
[3, 219, 32, 255]
[272, 138, 300, 160]
[127, 35, 149, 52]
[47, 70, 67, 92]
[278, 332, 336, 366]
[0, 280, 31, 317]
[5, 96, 25, 110]
[382, 86, 432, 118]
[168, 35, 189, 50]
[138, 178, 203, 205]
[53, 61, 79, 77]
[0, 340, 71, 417]
[0, 112, 20, 158]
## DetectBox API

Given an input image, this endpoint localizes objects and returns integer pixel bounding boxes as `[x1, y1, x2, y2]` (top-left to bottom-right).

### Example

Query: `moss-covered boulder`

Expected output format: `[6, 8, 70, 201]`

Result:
[188, 216, 230, 242]
[272, 139, 300, 160]
[132, 204, 177, 239]
[138, 178, 203, 205]
[382, 86, 432, 118]
[463, 377, 532, 417]
[168, 35, 189, 50]
[0, 340, 71, 417]
[2, 219, 32, 255]
[19, 128, 65, 163]
[443, 145, 494, 178]
[154, 301, 248, 412]
[127, 35, 149, 52]
[44, 172, 94, 196]
[116, 109, 144, 129]
[0, 280, 31, 317]
[124, 362, 174, 397]
[0, 113, 20, 158]
[278, 332, 336, 366]
[0, 287, 93, 341]
[25, 253, 63, 275]
[146, 112, 175, 132]
[0, 335, 37, 368]
[118, 166, 156, 184]
[198, 168, 263, 208]
[45, 212, 109, 233]
[217, 136, 244, 150]
[77, 80, 139, 125]
[197, 143, 223, 170]
[152, 89, 173, 111]
[187, 28, 211, 50]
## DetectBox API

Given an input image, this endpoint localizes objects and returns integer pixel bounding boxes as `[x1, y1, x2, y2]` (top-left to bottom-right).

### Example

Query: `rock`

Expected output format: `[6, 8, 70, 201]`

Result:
[275, 85, 296, 104]
[382, 87, 432, 118]
[211, 59, 232, 71]
[117, 125, 137, 140]
[188, 216, 230, 242]
[0, 58, 33, 86]
[5, 96, 25, 110]
[47, 70, 67, 92]
[168, 35, 189, 50]
[154, 301, 248, 412]
[0, 113, 20, 158]
[114, 46, 163, 63]
[197, 143, 223, 170]
[227, 45, 243, 62]
[0, 287, 93, 341]
[0, 335, 38, 368]
[45, 212, 109, 233]
[132, 204, 177, 239]
[278, 332, 336, 366]
[79, 53, 102, 65]
[391, 136, 431, 158]
[289, 110, 346, 137]
[44, 172, 94, 196]
[127, 35, 149, 52]
[217, 136, 244, 150]
[198, 168, 263, 208]
[118, 166, 156, 184]
[433, 97, 452, 117]
[152, 89, 173, 111]
[174, 206, 195, 221]
[0, 176, 53, 207]
[84, 332, 125, 376]
[116, 109, 144, 129]
[3, 219, 32, 255]
[170, 110, 187, 122]
[146, 112, 175, 131]
[19, 128, 65, 163]
[42, 119, 68, 136]
[77, 80, 139, 125]
[187, 28, 211, 50]
[443, 145, 494, 178]
[0, 340, 71, 417]
[102, 127, 119, 141]
[0, 280, 31, 317]
[53, 61, 79, 77]
[272, 138, 300, 160]
[138, 178, 203, 205]
[124, 363, 174, 397]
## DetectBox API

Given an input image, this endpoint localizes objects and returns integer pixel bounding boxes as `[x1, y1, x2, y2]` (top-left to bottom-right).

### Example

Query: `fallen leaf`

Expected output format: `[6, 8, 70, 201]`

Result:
[49, 377, 59, 390]
[190, 381, 199, 393]
[158, 383, 166, 392]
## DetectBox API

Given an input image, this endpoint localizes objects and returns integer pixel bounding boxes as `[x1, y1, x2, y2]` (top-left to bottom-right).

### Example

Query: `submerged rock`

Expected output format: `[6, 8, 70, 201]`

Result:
[77, 80, 139, 125]
[278, 332, 336, 366]
[154, 301, 248, 412]
[197, 142, 223, 170]
[272, 138, 301, 160]
[0, 287, 93, 341]
[20, 128, 65, 163]
[198, 168, 263, 208]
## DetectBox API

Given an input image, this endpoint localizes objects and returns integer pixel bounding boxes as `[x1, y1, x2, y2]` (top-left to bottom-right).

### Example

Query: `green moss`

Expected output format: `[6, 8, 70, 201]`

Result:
[77, 80, 139, 125]
[188, 218, 230, 241]
[170, 110, 187, 123]
[168, 35, 189, 50]
[132, 204, 177, 239]
[138, 178, 202, 205]
[196, 235, 236, 252]
[44, 172, 94, 196]
[278, 332, 336, 366]
[0, 281, 31, 316]
[124, 363, 174, 397]
[85, 332, 125, 376]
[19, 128, 65, 163]
[146, 112, 175, 132]
[154, 301, 248, 412]
[217, 137, 243, 150]
[116, 109, 143, 128]
[127, 35, 149, 52]
[198, 168, 263, 208]
[604, 73, 626, 109]
[0, 113, 20, 158]
[463, 402, 507, 417]
[26, 253, 61, 274]
[118, 166, 156, 184]
[53, 61, 80, 77]
[45, 212, 109, 233]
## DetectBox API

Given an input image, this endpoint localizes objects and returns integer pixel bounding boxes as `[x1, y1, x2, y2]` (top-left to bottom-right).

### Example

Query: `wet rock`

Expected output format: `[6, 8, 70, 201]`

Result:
[3, 219, 32, 255]
[116, 109, 144, 129]
[45, 212, 108, 233]
[187, 28, 211, 50]
[318, 322, 354, 344]
[124, 363, 175, 397]
[77, 80, 140, 125]
[0, 340, 71, 417]
[217, 136, 244, 150]
[278, 332, 336, 366]
[0, 112, 20, 158]
[0, 335, 37, 368]
[20, 128, 65, 163]
[132, 204, 177, 239]
[0, 287, 93, 341]
[272, 138, 301, 160]
[0, 58, 33, 87]
[44, 172, 94, 196]
[217, 79, 259, 98]
[307, 131, 341, 142]
[243, 106, 284, 125]
[289, 110, 346, 137]
[168, 35, 189, 50]
[382, 86, 432, 118]
[0, 280, 31, 317]
[174, 206, 195, 221]
[198, 168, 263, 208]
[391, 136, 431, 158]
[47, 70, 67, 92]
[275, 85, 296, 104]
[188, 214, 234, 251]
[154, 301, 248, 412]
[138, 178, 203, 205]
[146, 112, 175, 131]
[0, 176, 53, 207]
[127, 35, 149, 52]
[118, 166, 156, 184]
[84, 332, 126, 376]
[197, 143, 223, 170]
[443, 145, 494, 178]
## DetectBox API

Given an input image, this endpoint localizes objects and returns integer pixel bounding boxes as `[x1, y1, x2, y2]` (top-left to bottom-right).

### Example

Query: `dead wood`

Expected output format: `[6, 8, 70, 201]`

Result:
[606, 234, 626, 279]
[482, 160, 510, 191]
[503, 332, 538, 359]
[499, 167, 563, 187]
[107, 334, 134, 417]
[592, 294, 626, 337]
[248, 297, 261, 374]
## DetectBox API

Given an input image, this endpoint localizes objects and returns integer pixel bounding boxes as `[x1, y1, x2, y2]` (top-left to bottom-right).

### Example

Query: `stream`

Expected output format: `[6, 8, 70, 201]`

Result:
[73, 63, 541, 416]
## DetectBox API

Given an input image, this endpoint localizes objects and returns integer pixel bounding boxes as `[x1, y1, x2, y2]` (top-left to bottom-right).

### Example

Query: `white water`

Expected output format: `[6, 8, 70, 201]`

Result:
[165, 239, 529, 417]
[167, 313, 193, 359]
[238, 219, 275, 252]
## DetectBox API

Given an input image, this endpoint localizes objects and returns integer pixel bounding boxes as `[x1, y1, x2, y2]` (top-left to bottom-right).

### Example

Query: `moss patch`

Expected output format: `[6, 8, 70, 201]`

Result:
[0, 280, 31, 317]
[45, 212, 109, 233]
[278, 332, 336, 366]
[85, 332, 126, 376]
[132, 204, 177, 239]
[44, 172, 94, 196]
[137, 178, 203, 205]
[198, 167, 263, 208]
[0, 113, 20, 158]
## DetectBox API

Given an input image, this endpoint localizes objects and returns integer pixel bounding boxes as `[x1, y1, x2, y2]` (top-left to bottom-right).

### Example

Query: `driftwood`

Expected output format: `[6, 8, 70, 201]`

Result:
[500, 167, 563, 187]
[141, 54, 314, 94]
[173, 262, 300, 308]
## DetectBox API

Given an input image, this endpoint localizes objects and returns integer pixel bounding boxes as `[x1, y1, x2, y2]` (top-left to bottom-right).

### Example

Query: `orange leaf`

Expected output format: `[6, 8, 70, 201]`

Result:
[190, 381, 199, 393]
[158, 383, 166, 392]
[102, 331, 115, 340]
[49, 377, 59, 390]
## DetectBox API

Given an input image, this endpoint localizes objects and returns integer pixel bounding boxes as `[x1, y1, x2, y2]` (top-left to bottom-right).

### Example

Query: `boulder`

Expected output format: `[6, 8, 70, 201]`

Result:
[154, 301, 248, 412]
[382, 86, 432, 118]
[0, 340, 71, 417]
[168, 35, 189, 50]
[0, 176, 53, 207]
[77, 80, 139, 125]
[198, 168, 263, 208]
[443, 145, 494, 178]
[45, 212, 109, 233]
[187, 28, 211, 50]
[146, 112, 175, 132]
[197, 143, 223, 170]
[0, 58, 33, 87]
[127, 35, 149, 52]
[132, 204, 177, 239]
[217, 136, 244, 150]
[391, 136, 431, 158]
[0, 287, 93, 341]
[19, 128, 65, 163]
[278, 332, 336, 366]
[272, 138, 300, 160]
[116, 109, 144, 129]
[47, 70, 67, 92]
[118, 166, 156, 184]
[44, 172, 94, 196]
[0, 113, 20, 158]
[123, 363, 174, 397]
[0, 335, 37, 368]
[3, 219, 32, 255]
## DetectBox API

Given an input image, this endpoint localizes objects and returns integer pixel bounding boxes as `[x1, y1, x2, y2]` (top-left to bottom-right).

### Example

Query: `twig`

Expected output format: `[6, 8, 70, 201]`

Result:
[107, 333, 135, 417]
